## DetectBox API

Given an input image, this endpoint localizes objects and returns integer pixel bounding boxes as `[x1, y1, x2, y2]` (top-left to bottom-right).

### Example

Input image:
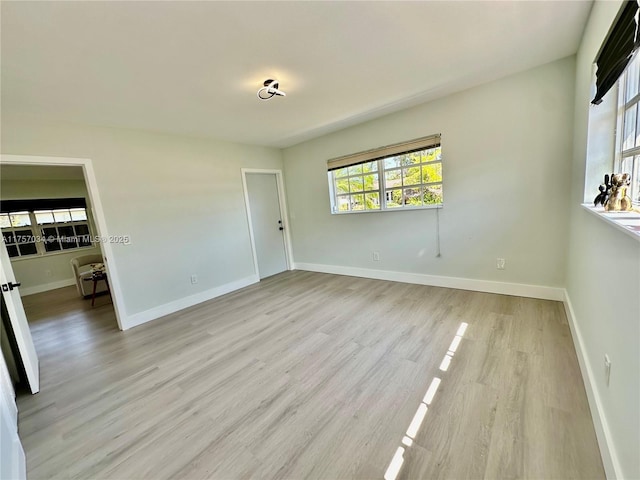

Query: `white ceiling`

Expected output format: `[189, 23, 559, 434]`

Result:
[1, 1, 592, 149]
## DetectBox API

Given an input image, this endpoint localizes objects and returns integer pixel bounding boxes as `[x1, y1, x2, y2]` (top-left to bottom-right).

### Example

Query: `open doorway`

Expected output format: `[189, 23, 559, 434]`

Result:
[0, 157, 125, 397]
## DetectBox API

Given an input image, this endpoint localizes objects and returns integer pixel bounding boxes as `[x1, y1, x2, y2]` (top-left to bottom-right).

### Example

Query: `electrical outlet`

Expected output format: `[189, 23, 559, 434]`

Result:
[190, 274, 198, 285]
[604, 354, 611, 386]
[496, 258, 506, 270]
[372, 251, 380, 261]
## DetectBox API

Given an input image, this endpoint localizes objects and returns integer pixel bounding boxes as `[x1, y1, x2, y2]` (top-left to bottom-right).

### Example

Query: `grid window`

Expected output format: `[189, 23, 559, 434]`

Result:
[617, 53, 640, 204]
[329, 145, 442, 213]
[1, 206, 93, 258]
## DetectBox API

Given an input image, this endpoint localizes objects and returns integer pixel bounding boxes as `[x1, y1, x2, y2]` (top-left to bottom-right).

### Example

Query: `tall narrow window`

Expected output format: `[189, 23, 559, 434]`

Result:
[616, 53, 640, 204]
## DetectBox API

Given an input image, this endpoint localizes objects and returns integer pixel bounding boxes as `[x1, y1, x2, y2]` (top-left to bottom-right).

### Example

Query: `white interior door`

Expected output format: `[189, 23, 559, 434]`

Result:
[1, 353, 26, 480]
[245, 173, 288, 279]
[0, 242, 39, 394]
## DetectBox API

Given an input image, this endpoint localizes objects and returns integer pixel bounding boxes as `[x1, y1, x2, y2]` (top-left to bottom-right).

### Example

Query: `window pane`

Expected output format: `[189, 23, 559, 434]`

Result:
[385, 169, 402, 189]
[348, 164, 363, 175]
[423, 184, 443, 205]
[74, 224, 91, 247]
[334, 167, 349, 178]
[363, 174, 379, 191]
[335, 176, 350, 194]
[14, 229, 33, 244]
[423, 146, 442, 163]
[386, 188, 403, 208]
[633, 156, 640, 203]
[58, 225, 77, 249]
[351, 194, 365, 211]
[405, 152, 422, 164]
[10, 212, 31, 227]
[384, 156, 402, 169]
[404, 188, 422, 206]
[403, 167, 421, 186]
[636, 105, 640, 148]
[18, 243, 37, 256]
[44, 241, 62, 252]
[70, 209, 87, 221]
[422, 163, 443, 183]
[362, 161, 378, 173]
[42, 227, 61, 252]
[336, 195, 350, 212]
[2, 231, 15, 245]
[621, 155, 634, 174]
[365, 192, 380, 210]
[349, 176, 364, 193]
[35, 210, 55, 224]
[623, 104, 637, 150]
[0, 214, 10, 228]
[626, 54, 639, 102]
[53, 209, 72, 223]
[6, 245, 19, 257]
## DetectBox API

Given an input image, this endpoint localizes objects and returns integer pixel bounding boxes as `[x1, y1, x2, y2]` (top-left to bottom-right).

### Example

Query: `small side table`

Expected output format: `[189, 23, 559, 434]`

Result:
[84, 270, 111, 307]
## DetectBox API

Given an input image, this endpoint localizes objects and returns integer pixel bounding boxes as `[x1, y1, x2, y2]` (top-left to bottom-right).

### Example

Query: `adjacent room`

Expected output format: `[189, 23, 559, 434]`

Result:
[1, 1, 638, 480]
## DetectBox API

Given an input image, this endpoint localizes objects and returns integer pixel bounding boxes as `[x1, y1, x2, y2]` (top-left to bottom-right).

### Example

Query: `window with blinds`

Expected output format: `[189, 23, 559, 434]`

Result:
[0, 198, 93, 258]
[327, 135, 442, 213]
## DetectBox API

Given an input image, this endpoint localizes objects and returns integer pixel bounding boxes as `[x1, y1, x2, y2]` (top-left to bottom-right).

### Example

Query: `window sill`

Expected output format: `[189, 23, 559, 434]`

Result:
[331, 204, 443, 215]
[581, 204, 640, 241]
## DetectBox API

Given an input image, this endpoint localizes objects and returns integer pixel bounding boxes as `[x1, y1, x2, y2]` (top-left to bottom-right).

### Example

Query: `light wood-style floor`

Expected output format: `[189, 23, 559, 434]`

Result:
[17, 271, 604, 479]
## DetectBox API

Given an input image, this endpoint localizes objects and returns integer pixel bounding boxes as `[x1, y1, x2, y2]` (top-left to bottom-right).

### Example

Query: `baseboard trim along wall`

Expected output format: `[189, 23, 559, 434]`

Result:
[123, 274, 259, 330]
[563, 291, 620, 480]
[20, 278, 76, 297]
[293, 262, 565, 301]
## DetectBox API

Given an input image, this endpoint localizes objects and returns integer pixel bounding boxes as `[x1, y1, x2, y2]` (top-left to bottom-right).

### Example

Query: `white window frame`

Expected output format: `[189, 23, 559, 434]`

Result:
[614, 52, 640, 205]
[328, 146, 443, 214]
[1, 208, 94, 259]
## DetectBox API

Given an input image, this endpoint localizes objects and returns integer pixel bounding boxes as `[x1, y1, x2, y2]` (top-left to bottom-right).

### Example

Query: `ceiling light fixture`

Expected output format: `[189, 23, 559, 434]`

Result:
[257, 79, 286, 101]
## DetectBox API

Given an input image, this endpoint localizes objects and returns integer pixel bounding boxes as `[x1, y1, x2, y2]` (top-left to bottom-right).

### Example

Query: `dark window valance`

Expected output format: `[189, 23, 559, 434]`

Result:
[0, 198, 87, 214]
[592, 0, 640, 105]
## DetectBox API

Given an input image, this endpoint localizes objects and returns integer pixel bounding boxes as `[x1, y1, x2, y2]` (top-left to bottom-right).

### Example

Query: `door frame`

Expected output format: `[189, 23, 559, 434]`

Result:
[241, 168, 294, 278]
[0, 154, 126, 330]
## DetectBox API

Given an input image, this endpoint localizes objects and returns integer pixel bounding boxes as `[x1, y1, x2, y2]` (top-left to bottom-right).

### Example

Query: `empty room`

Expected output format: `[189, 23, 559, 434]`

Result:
[1, 1, 639, 480]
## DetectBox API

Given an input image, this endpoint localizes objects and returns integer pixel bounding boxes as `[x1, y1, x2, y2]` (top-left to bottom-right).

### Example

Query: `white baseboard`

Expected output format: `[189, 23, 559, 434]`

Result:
[19, 278, 76, 297]
[563, 291, 620, 480]
[122, 274, 259, 330]
[293, 263, 564, 301]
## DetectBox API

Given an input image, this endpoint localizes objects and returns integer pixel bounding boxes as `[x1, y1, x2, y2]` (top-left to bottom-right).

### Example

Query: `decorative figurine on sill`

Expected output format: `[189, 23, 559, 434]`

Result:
[604, 173, 633, 211]
[593, 173, 611, 207]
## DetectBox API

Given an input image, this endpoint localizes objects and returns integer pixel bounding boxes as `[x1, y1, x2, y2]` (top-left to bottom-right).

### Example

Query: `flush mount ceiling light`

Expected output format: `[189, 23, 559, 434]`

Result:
[257, 79, 286, 101]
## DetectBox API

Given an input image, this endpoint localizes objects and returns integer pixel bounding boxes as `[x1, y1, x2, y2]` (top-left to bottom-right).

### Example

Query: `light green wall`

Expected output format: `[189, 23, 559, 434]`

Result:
[567, 1, 640, 478]
[283, 57, 575, 288]
[1, 119, 283, 315]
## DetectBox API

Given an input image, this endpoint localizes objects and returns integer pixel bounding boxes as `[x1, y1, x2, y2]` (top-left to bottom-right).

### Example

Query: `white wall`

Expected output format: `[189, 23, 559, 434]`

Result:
[567, 1, 640, 478]
[283, 57, 575, 291]
[0, 179, 102, 294]
[1, 118, 283, 323]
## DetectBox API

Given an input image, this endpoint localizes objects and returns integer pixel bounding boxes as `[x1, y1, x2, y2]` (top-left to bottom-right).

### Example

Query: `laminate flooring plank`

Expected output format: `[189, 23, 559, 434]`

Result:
[15, 271, 604, 480]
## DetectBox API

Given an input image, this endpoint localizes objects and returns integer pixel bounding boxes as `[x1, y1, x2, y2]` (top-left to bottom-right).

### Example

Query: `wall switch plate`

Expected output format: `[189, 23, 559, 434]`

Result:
[372, 251, 380, 261]
[190, 274, 198, 284]
[496, 258, 506, 270]
[604, 354, 611, 386]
